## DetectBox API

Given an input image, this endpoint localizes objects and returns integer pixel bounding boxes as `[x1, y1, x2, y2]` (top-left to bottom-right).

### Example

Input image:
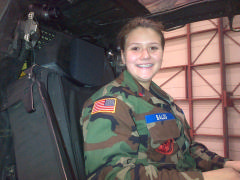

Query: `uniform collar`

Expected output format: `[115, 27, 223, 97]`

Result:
[150, 81, 174, 104]
[117, 70, 173, 103]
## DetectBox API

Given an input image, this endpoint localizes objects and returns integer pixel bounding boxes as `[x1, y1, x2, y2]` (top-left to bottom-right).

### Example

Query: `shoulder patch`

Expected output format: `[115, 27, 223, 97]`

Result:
[91, 98, 117, 114]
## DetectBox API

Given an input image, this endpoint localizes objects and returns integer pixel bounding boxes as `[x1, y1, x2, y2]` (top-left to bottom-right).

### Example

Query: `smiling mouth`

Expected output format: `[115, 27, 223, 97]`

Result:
[136, 64, 153, 68]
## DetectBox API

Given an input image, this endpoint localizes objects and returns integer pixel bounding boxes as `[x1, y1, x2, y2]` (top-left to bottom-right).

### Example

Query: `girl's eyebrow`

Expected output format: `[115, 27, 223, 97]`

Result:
[127, 42, 161, 46]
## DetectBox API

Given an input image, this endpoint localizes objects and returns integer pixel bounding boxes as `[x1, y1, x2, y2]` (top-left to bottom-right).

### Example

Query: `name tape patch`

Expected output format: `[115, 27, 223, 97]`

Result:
[91, 98, 116, 114]
[145, 113, 175, 124]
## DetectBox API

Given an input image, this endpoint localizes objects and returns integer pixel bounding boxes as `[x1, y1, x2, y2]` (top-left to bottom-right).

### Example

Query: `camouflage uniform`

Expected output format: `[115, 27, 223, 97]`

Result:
[80, 70, 227, 180]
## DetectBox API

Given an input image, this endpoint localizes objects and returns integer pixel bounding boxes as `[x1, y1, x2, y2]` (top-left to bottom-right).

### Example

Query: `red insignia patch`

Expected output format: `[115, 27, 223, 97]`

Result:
[155, 138, 174, 155]
[91, 98, 116, 114]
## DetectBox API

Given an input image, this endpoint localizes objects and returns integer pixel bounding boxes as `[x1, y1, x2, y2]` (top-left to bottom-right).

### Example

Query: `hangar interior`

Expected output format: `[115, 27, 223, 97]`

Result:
[153, 16, 240, 160]
[1, 0, 240, 179]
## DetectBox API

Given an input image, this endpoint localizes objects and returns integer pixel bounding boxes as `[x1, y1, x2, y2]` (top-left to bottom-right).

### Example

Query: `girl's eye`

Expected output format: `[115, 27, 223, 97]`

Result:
[131, 47, 140, 51]
[149, 46, 159, 51]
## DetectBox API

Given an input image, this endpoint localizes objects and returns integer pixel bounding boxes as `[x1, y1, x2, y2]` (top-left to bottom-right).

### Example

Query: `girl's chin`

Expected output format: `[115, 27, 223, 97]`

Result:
[137, 72, 154, 80]
[136, 75, 153, 83]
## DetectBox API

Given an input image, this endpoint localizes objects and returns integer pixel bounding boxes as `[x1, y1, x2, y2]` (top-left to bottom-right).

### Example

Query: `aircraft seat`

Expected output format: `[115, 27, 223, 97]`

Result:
[0, 65, 99, 180]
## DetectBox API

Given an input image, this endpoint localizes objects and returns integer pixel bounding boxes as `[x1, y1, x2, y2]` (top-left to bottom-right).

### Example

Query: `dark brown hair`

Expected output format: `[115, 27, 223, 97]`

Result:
[117, 17, 165, 51]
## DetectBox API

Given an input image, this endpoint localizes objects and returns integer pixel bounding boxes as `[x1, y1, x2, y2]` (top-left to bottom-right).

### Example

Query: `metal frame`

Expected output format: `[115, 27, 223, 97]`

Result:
[159, 18, 240, 158]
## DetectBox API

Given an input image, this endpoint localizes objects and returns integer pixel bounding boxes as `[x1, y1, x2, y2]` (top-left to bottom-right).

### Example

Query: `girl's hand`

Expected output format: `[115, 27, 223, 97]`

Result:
[224, 161, 240, 172]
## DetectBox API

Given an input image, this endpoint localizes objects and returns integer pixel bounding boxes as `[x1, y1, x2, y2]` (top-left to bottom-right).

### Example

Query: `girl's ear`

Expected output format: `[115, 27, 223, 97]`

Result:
[121, 50, 126, 64]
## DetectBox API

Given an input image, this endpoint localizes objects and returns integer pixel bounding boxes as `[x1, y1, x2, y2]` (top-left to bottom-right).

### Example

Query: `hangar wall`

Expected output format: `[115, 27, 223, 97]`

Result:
[153, 16, 240, 160]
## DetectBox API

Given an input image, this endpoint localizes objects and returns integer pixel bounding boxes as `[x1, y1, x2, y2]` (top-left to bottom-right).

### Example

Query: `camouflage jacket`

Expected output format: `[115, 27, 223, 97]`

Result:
[80, 70, 227, 180]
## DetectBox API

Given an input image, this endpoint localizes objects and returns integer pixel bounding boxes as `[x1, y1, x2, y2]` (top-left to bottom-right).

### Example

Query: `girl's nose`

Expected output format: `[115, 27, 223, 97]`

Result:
[140, 48, 150, 59]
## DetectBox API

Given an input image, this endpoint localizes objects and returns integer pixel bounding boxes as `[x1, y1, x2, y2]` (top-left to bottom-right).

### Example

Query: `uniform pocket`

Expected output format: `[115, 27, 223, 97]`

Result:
[145, 113, 180, 145]
[145, 113, 181, 163]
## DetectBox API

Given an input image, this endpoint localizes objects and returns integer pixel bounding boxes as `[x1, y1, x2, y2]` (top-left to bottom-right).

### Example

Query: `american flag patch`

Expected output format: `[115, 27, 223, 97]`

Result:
[91, 98, 117, 114]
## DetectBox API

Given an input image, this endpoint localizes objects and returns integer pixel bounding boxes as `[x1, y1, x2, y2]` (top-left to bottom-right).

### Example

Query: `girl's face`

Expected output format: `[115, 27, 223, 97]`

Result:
[121, 27, 164, 89]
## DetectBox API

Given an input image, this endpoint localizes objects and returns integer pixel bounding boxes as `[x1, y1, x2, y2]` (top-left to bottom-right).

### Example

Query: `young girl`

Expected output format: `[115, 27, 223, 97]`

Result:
[80, 17, 240, 180]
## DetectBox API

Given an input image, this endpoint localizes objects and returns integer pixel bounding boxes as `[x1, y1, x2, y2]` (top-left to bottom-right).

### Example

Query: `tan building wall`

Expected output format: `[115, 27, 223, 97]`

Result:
[153, 16, 240, 160]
